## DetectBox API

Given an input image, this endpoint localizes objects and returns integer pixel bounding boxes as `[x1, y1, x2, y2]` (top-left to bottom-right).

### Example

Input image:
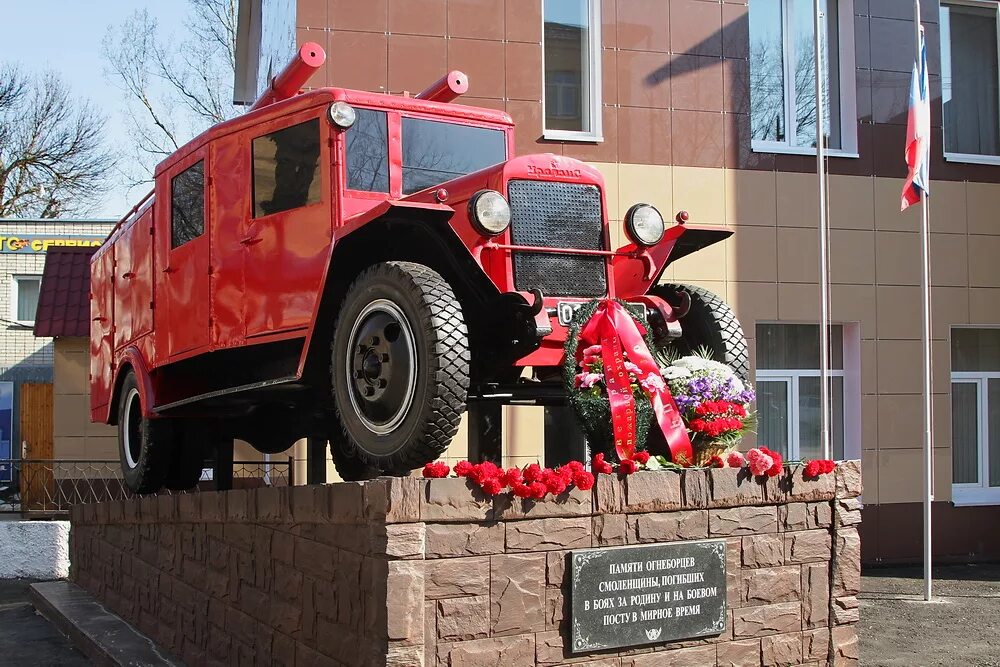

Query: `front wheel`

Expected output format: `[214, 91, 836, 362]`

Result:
[117, 372, 170, 494]
[331, 261, 470, 472]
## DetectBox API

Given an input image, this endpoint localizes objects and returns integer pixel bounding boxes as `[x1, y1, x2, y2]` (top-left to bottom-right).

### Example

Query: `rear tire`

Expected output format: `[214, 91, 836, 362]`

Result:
[117, 372, 169, 494]
[652, 283, 750, 381]
[331, 261, 469, 472]
[329, 436, 381, 482]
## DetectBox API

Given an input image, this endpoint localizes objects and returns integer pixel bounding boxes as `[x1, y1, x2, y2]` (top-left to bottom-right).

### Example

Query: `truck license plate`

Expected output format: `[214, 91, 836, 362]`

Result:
[557, 302, 583, 326]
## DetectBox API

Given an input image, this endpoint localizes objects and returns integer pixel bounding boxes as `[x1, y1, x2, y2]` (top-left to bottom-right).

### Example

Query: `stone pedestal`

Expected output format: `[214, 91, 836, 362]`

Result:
[68, 461, 862, 666]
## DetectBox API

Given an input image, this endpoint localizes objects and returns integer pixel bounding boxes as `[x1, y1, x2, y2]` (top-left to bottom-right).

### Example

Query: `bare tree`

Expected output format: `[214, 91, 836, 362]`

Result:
[0, 63, 115, 218]
[102, 0, 240, 186]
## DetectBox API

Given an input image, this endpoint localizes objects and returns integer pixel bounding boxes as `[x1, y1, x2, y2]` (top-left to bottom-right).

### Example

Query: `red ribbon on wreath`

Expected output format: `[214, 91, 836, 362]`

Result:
[578, 300, 693, 466]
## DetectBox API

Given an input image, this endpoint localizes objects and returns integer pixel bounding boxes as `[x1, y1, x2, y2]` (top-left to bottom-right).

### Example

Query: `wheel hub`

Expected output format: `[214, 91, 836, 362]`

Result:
[346, 300, 417, 434]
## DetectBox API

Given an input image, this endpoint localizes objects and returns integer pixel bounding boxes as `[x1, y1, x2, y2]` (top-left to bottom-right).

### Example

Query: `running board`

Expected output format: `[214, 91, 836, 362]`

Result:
[154, 376, 300, 413]
[468, 383, 567, 406]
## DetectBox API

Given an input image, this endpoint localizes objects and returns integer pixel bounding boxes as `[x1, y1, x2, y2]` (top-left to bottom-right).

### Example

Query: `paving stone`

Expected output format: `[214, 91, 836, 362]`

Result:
[490, 554, 545, 636]
[717, 638, 762, 667]
[505, 517, 591, 552]
[733, 601, 801, 638]
[743, 565, 802, 606]
[742, 533, 784, 567]
[835, 460, 863, 499]
[785, 530, 833, 564]
[437, 596, 489, 641]
[626, 471, 682, 512]
[762, 631, 803, 667]
[425, 522, 504, 558]
[424, 557, 490, 599]
[710, 506, 778, 536]
[802, 563, 830, 629]
[632, 510, 709, 543]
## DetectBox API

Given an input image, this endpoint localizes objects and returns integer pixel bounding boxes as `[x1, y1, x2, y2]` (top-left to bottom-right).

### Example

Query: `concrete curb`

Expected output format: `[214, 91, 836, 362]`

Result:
[29, 580, 184, 667]
[0, 521, 69, 579]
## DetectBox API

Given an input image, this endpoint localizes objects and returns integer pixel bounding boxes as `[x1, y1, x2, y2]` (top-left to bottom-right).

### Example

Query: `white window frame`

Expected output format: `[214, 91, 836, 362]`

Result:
[750, 0, 859, 158]
[10, 275, 41, 326]
[755, 322, 862, 462]
[940, 0, 1000, 166]
[950, 323, 1000, 505]
[541, 0, 603, 143]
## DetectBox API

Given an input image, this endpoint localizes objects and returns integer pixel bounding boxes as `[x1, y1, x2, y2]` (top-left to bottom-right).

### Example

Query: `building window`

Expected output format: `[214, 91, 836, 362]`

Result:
[345, 108, 389, 193]
[170, 160, 205, 249]
[749, 0, 857, 155]
[542, 0, 602, 141]
[951, 328, 1000, 504]
[252, 118, 322, 217]
[11, 275, 41, 325]
[756, 323, 846, 460]
[941, 2, 1000, 163]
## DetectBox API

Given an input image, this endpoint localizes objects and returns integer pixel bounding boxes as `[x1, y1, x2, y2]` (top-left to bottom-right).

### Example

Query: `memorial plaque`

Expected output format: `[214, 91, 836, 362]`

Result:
[569, 539, 727, 652]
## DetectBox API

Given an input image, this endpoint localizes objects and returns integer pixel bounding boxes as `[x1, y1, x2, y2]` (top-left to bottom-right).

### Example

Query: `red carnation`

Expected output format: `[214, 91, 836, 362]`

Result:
[804, 460, 822, 478]
[453, 460, 473, 477]
[528, 481, 548, 499]
[512, 482, 532, 498]
[565, 460, 584, 473]
[480, 477, 503, 496]
[573, 471, 595, 490]
[619, 459, 638, 475]
[822, 460, 836, 474]
[523, 463, 544, 483]
[633, 451, 651, 465]
[759, 447, 783, 477]
[727, 451, 745, 468]
[502, 467, 523, 487]
[422, 462, 450, 478]
[709, 455, 726, 468]
[592, 453, 614, 475]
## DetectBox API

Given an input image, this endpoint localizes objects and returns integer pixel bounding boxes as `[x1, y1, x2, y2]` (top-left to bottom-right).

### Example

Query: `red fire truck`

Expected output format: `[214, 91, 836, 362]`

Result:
[91, 44, 747, 492]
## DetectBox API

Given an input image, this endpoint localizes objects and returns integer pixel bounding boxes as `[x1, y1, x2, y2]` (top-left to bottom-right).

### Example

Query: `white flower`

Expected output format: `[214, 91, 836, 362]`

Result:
[660, 366, 692, 380]
[644, 456, 662, 471]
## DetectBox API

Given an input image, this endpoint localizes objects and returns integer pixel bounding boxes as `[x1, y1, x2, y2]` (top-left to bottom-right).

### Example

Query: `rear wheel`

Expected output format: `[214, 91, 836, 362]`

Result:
[329, 435, 381, 482]
[117, 372, 169, 494]
[652, 283, 749, 381]
[331, 261, 469, 472]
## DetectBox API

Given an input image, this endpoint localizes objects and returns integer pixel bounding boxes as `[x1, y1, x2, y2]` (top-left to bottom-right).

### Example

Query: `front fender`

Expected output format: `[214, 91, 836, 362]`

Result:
[612, 225, 733, 296]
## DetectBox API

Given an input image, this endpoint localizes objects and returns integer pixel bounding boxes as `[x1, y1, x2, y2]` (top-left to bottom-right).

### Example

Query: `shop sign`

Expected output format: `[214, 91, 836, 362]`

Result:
[0, 235, 105, 254]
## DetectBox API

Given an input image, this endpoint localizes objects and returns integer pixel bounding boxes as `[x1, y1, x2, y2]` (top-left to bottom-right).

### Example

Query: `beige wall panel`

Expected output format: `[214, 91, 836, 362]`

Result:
[873, 177, 919, 233]
[54, 394, 89, 439]
[776, 227, 819, 283]
[724, 169, 777, 227]
[672, 237, 728, 282]
[874, 231, 921, 286]
[829, 229, 875, 285]
[443, 412, 470, 464]
[875, 285, 921, 340]
[54, 436, 85, 460]
[777, 282, 820, 321]
[861, 449, 878, 504]
[876, 340, 922, 394]
[861, 340, 877, 395]
[672, 166, 725, 224]
[590, 162, 620, 225]
[969, 288, 1000, 324]
[875, 448, 925, 504]
[728, 282, 778, 328]
[675, 279, 727, 301]
[933, 392, 952, 454]
[828, 175, 875, 230]
[618, 163, 671, 221]
[929, 233, 968, 287]
[85, 436, 118, 461]
[966, 181, 1000, 235]
[968, 234, 1000, 288]
[503, 405, 544, 467]
[933, 447, 952, 503]
[831, 284, 876, 340]
[775, 171, 819, 228]
[861, 394, 877, 450]
[728, 225, 777, 282]
[54, 339, 88, 396]
[928, 179, 967, 235]
[932, 340, 951, 392]
[932, 287, 970, 340]
[876, 394, 922, 448]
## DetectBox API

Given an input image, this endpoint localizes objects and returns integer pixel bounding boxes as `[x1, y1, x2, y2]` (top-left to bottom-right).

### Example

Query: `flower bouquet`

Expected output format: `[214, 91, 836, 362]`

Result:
[660, 355, 756, 466]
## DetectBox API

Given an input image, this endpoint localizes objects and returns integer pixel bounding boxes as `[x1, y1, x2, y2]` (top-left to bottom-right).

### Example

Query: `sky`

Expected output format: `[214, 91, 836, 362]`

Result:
[0, 0, 191, 219]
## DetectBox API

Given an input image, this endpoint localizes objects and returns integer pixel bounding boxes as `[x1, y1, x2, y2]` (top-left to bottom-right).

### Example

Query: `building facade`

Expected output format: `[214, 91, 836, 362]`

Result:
[232, 0, 1000, 563]
[0, 219, 112, 463]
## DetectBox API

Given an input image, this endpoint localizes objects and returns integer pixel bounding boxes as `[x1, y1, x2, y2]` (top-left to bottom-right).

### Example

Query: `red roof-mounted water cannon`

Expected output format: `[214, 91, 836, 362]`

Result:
[250, 42, 327, 111]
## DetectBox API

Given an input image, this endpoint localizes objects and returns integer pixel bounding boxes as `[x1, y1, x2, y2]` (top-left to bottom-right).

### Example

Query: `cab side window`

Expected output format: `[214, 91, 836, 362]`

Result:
[253, 118, 322, 217]
[171, 160, 205, 248]
[346, 108, 389, 193]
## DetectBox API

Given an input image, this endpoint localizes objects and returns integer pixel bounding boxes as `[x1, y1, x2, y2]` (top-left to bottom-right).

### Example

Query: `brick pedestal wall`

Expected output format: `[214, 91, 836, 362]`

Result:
[68, 461, 862, 666]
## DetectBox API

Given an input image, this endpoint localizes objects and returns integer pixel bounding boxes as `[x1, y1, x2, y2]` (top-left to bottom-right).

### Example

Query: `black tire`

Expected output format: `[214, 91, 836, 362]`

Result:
[117, 372, 169, 494]
[651, 283, 750, 381]
[331, 261, 470, 471]
[163, 424, 205, 491]
[329, 436, 381, 482]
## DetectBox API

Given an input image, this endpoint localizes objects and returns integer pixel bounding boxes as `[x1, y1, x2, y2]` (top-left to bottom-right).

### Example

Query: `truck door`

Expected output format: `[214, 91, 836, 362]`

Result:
[155, 150, 211, 358]
[242, 113, 332, 339]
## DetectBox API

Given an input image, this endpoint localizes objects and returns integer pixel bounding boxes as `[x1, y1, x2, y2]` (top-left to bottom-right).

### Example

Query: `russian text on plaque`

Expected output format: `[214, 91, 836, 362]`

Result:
[569, 539, 728, 652]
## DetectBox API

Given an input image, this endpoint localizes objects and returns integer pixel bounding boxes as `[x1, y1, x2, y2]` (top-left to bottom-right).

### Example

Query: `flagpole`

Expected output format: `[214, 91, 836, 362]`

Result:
[814, 0, 832, 462]
[914, 0, 934, 603]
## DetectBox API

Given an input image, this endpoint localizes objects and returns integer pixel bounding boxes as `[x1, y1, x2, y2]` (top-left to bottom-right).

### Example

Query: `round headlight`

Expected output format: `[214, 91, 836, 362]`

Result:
[328, 101, 357, 129]
[624, 204, 665, 246]
[469, 190, 511, 235]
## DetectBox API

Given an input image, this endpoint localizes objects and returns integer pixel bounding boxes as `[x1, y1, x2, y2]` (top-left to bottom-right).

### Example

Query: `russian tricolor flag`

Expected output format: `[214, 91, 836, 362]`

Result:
[901, 27, 930, 211]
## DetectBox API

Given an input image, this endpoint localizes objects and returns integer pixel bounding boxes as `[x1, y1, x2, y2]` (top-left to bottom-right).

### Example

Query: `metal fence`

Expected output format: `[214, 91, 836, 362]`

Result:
[0, 458, 294, 515]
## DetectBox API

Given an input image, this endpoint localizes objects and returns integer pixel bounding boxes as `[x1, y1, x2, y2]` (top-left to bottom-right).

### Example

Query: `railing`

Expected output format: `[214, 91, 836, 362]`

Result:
[0, 458, 294, 515]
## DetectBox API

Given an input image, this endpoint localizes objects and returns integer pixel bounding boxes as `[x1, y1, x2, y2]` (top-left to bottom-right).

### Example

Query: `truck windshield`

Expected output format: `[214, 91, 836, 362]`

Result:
[401, 118, 506, 195]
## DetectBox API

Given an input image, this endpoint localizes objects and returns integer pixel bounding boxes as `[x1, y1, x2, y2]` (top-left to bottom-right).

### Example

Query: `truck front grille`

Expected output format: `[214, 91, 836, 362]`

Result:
[507, 180, 607, 297]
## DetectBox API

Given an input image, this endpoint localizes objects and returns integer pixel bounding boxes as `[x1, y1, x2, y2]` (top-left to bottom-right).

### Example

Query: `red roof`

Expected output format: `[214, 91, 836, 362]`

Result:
[34, 246, 97, 338]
